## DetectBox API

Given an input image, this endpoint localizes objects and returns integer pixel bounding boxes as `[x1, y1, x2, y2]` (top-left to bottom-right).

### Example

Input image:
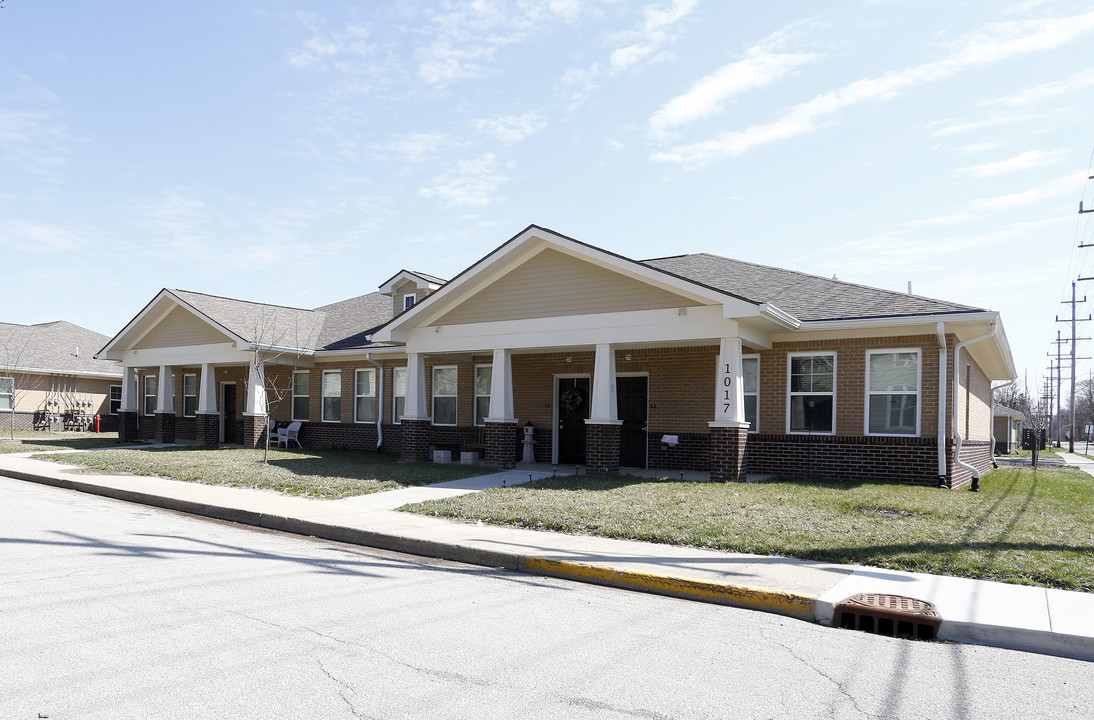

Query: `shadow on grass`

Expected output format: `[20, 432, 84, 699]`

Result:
[2, 437, 120, 452]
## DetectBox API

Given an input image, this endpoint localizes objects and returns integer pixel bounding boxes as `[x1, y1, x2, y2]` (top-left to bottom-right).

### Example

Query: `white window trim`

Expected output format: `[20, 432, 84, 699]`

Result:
[182, 373, 197, 418]
[0, 376, 13, 412]
[403, 294, 416, 310]
[786, 352, 837, 435]
[742, 354, 760, 433]
[392, 367, 406, 425]
[292, 370, 310, 422]
[143, 375, 157, 416]
[354, 368, 377, 424]
[432, 365, 458, 427]
[321, 370, 342, 423]
[108, 384, 122, 415]
[864, 348, 921, 437]
[473, 364, 491, 427]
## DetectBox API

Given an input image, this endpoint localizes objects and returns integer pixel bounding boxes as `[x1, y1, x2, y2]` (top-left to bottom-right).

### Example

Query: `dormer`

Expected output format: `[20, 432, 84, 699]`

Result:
[378, 270, 445, 318]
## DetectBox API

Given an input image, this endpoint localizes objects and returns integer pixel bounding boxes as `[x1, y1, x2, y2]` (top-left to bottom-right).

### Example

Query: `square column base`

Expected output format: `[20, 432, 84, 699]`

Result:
[400, 418, 431, 463]
[155, 413, 176, 444]
[710, 424, 748, 481]
[242, 414, 266, 450]
[119, 411, 139, 442]
[485, 422, 518, 469]
[196, 413, 220, 446]
[586, 422, 622, 474]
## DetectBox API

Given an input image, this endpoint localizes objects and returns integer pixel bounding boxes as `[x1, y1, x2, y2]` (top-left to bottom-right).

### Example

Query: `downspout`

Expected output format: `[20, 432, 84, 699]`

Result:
[936, 323, 948, 488]
[952, 319, 999, 492]
[366, 353, 384, 451]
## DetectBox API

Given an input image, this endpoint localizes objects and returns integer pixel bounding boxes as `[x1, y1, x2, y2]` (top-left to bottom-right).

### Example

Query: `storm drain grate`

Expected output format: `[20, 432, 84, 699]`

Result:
[834, 593, 941, 641]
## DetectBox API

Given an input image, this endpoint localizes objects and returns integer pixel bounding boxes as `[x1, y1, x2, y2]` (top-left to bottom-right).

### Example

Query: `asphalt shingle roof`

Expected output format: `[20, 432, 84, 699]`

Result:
[0, 321, 120, 375]
[642, 253, 984, 322]
[314, 293, 396, 350]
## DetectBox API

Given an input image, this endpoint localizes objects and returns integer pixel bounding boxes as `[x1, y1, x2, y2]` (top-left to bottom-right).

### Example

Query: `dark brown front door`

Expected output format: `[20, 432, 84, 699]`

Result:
[557, 377, 590, 465]
[222, 384, 238, 443]
[618, 376, 648, 468]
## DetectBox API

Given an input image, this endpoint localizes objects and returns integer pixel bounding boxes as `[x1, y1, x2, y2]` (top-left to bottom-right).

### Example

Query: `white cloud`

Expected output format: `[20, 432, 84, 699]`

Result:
[0, 220, 86, 252]
[472, 112, 547, 144]
[954, 141, 1009, 153]
[0, 109, 70, 174]
[982, 69, 1094, 107]
[907, 214, 975, 228]
[930, 112, 1048, 137]
[650, 49, 818, 134]
[385, 132, 452, 163]
[654, 10, 1094, 165]
[288, 14, 371, 70]
[418, 154, 510, 207]
[609, 0, 697, 74]
[954, 148, 1069, 178]
[965, 172, 1080, 212]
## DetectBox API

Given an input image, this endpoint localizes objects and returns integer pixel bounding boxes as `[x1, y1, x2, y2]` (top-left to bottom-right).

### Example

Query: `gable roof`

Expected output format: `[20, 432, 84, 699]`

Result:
[313, 292, 396, 350]
[1, 321, 121, 377]
[642, 253, 983, 322]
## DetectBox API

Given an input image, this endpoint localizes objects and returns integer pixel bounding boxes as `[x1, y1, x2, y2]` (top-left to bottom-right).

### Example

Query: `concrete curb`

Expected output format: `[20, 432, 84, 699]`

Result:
[521, 556, 817, 621]
[6, 465, 820, 624]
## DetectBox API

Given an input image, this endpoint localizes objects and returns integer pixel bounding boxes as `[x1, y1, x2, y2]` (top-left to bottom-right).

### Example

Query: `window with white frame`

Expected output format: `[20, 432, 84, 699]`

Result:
[788, 354, 835, 433]
[0, 376, 13, 411]
[109, 385, 122, 415]
[867, 350, 920, 435]
[432, 366, 457, 426]
[143, 375, 157, 416]
[403, 294, 416, 311]
[393, 367, 406, 423]
[355, 369, 377, 423]
[292, 371, 310, 421]
[322, 370, 341, 422]
[742, 356, 759, 431]
[182, 374, 197, 417]
[474, 365, 492, 426]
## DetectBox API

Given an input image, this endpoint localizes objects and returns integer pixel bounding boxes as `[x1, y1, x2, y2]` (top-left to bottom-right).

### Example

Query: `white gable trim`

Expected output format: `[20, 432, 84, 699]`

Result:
[96, 290, 249, 361]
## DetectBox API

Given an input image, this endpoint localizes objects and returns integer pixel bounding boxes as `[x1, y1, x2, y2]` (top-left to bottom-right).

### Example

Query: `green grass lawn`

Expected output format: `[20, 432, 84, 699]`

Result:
[0, 430, 120, 454]
[404, 465, 1094, 591]
[40, 446, 484, 499]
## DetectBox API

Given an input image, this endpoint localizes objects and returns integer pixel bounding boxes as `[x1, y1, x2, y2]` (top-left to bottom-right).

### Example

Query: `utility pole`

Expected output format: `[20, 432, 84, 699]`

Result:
[1049, 331, 1068, 446]
[1058, 281, 1091, 452]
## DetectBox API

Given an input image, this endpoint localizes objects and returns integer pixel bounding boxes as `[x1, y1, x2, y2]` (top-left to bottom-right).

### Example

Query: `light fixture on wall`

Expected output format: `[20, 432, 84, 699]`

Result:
[624, 354, 632, 361]
[678, 307, 687, 316]
[565, 356, 572, 363]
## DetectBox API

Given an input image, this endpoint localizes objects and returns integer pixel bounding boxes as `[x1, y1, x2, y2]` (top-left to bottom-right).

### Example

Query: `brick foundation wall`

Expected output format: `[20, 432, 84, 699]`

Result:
[586, 422, 621, 474]
[710, 425, 748, 481]
[485, 422, 518, 468]
[744, 433, 942, 485]
[174, 416, 197, 442]
[298, 422, 383, 451]
[119, 411, 139, 441]
[242, 415, 265, 450]
[2, 412, 37, 432]
[646, 432, 710, 471]
[400, 418, 431, 462]
[948, 440, 993, 489]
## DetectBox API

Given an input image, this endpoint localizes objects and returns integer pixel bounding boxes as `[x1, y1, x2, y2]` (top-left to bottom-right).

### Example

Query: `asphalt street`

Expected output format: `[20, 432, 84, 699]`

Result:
[2, 476, 1092, 720]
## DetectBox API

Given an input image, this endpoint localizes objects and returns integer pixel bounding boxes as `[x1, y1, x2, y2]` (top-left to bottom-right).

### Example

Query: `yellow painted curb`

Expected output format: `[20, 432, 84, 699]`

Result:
[523, 556, 816, 621]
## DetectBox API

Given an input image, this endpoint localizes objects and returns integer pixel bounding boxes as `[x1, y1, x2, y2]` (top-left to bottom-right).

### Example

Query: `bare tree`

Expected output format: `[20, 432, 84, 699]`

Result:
[0, 324, 41, 440]
[248, 306, 318, 463]
[996, 372, 1049, 468]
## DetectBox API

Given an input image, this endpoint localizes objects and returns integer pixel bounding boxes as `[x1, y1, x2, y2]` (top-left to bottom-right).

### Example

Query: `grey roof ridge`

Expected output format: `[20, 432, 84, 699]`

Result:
[167, 288, 320, 314]
[643, 251, 985, 313]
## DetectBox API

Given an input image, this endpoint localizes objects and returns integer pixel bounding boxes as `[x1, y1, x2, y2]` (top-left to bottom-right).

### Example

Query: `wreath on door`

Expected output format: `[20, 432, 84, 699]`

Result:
[560, 386, 585, 412]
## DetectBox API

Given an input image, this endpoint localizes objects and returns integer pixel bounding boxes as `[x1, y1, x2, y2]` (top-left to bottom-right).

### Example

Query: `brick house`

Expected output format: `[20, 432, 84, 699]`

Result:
[96, 225, 1014, 488]
[1, 320, 122, 432]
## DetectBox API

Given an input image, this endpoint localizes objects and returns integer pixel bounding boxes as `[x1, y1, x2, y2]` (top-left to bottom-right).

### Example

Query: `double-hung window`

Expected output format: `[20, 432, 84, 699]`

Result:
[182, 374, 197, 417]
[109, 385, 122, 415]
[143, 375, 157, 416]
[393, 367, 406, 423]
[355, 369, 377, 423]
[788, 353, 835, 434]
[742, 356, 759, 431]
[0, 376, 13, 411]
[432, 366, 457, 426]
[292, 371, 310, 421]
[322, 370, 341, 422]
[474, 365, 492, 426]
[867, 350, 920, 435]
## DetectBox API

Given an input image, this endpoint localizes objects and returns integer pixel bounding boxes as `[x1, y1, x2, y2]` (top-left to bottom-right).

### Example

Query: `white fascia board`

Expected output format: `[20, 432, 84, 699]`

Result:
[405, 306, 739, 354]
[377, 227, 760, 340]
[756, 303, 800, 329]
[314, 345, 408, 361]
[250, 343, 315, 356]
[97, 290, 248, 360]
[122, 342, 252, 367]
[379, 270, 443, 295]
[4, 366, 123, 379]
[738, 323, 774, 351]
[795, 311, 998, 333]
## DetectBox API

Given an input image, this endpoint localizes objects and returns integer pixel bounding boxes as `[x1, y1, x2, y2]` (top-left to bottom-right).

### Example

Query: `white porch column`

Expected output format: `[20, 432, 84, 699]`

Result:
[197, 363, 218, 414]
[244, 361, 268, 416]
[587, 343, 619, 424]
[404, 352, 429, 420]
[712, 337, 747, 426]
[156, 365, 174, 414]
[485, 348, 515, 422]
[119, 366, 138, 413]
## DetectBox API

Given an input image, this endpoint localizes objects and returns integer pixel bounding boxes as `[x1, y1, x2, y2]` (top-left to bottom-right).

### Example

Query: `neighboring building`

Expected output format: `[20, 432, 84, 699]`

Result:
[0, 321, 123, 432]
[96, 225, 1015, 488]
[992, 405, 1024, 455]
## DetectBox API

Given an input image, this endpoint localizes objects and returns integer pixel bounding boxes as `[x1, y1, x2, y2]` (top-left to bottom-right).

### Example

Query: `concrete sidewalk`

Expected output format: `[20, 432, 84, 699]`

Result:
[2, 450, 1093, 662]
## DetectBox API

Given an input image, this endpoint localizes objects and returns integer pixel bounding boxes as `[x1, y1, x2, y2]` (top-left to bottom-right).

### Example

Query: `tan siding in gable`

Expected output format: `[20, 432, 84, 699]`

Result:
[134, 306, 232, 349]
[436, 248, 699, 325]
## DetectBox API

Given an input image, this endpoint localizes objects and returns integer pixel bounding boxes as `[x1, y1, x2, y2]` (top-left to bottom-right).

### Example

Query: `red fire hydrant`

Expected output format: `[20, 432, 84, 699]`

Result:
[94, 414, 101, 433]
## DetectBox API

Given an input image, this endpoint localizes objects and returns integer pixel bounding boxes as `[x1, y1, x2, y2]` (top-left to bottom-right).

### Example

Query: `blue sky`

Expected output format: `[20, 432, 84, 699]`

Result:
[3, 0, 1094, 389]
